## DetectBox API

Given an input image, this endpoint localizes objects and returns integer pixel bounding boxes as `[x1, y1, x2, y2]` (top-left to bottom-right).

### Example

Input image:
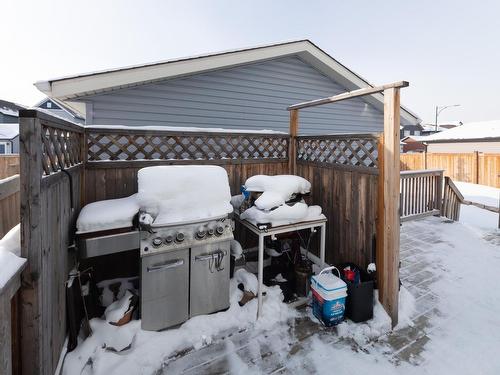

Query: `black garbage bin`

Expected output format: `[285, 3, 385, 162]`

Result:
[338, 263, 374, 323]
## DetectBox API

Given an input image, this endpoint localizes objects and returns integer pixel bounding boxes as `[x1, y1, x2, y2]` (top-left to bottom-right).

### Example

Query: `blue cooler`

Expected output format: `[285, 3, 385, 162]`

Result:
[311, 266, 348, 326]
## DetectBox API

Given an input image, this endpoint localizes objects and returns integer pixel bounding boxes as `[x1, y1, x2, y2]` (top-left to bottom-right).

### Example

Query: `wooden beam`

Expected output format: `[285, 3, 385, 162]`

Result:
[288, 81, 409, 110]
[289, 109, 299, 175]
[19, 116, 43, 375]
[377, 87, 401, 327]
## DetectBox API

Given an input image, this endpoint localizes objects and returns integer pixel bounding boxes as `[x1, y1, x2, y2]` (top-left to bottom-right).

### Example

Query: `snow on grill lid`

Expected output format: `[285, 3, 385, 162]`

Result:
[137, 165, 232, 226]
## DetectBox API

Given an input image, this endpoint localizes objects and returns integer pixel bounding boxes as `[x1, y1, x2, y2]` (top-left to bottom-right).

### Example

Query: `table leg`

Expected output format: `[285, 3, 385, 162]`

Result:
[320, 223, 326, 267]
[257, 233, 264, 318]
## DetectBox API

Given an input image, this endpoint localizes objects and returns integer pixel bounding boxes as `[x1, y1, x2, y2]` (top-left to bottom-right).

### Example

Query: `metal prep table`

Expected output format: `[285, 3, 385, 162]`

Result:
[234, 215, 327, 318]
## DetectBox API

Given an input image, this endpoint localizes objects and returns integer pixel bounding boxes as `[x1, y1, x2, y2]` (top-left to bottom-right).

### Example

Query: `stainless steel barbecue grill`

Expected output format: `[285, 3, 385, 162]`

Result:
[140, 216, 233, 331]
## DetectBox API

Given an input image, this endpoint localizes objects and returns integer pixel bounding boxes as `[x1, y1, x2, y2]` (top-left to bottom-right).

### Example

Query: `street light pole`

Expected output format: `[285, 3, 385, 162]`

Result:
[435, 104, 461, 132]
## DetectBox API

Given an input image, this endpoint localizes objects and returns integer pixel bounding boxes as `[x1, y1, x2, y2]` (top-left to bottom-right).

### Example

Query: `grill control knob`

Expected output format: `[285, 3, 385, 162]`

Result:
[164, 235, 173, 244]
[152, 237, 163, 248]
[196, 230, 207, 239]
[176, 232, 185, 242]
[207, 228, 215, 236]
[216, 226, 224, 236]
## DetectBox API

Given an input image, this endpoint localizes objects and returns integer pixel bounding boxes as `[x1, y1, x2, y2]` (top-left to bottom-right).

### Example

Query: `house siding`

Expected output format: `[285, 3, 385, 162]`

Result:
[427, 141, 500, 153]
[80, 56, 411, 134]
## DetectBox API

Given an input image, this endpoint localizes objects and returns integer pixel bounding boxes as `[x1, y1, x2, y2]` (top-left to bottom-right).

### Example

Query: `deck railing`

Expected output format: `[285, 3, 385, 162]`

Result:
[441, 176, 464, 221]
[400, 169, 443, 221]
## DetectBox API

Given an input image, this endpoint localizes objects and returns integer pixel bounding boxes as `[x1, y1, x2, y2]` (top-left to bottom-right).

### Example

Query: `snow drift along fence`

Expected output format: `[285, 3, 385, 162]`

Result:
[401, 152, 500, 188]
[295, 133, 380, 268]
[18, 110, 84, 375]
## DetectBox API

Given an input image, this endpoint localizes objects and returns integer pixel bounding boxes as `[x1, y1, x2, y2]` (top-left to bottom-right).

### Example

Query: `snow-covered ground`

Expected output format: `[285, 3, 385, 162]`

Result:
[455, 181, 499, 235]
[62, 194, 500, 374]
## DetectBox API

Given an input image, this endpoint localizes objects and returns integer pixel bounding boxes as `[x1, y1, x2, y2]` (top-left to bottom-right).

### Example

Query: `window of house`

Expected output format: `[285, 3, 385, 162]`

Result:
[0, 142, 6, 154]
[404, 130, 410, 136]
[46, 101, 52, 108]
[414, 130, 420, 136]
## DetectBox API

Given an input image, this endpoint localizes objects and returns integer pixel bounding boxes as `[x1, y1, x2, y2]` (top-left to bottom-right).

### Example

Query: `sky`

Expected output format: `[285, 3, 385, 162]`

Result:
[1, 0, 499, 124]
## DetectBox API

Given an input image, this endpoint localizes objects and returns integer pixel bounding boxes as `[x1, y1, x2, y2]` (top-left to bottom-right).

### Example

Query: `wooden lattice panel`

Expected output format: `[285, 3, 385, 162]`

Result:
[41, 124, 83, 175]
[86, 131, 289, 162]
[297, 135, 379, 168]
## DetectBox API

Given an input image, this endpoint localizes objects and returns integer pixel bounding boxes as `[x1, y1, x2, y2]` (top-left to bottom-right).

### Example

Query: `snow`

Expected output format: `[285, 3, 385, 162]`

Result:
[104, 290, 135, 323]
[234, 268, 259, 294]
[0, 123, 19, 139]
[0, 223, 21, 256]
[62, 270, 296, 375]
[76, 194, 139, 233]
[137, 165, 232, 226]
[86, 124, 285, 134]
[0, 224, 25, 290]
[0, 106, 18, 117]
[241, 202, 325, 226]
[423, 120, 500, 141]
[245, 175, 311, 210]
[455, 181, 499, 207]
[454, 181, 500, 232]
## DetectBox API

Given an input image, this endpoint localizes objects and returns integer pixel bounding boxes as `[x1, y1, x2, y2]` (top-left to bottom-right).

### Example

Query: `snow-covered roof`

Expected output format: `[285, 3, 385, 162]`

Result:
[401, 135, 429, 142]
[34, 40, 420, 125]
[0, 99, 26, 118]
[0, 123, 19, 139]
[424, 120, 500, 142]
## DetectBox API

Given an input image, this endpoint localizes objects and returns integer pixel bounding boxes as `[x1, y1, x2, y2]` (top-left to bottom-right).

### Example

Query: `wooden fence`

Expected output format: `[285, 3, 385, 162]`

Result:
[401, 152, 500, 188]
[0, 174, 20, 238]
[0, 155, 20, 179]
[295, 134, 379, 269]
[19, 110, 84, 375]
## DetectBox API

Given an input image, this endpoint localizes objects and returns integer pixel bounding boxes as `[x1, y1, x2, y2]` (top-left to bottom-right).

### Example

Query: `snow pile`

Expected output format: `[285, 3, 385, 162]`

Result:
[105, 290, 135, 323]
[137, 166, 232, 226]
[0, 224, 26, 290]
[0, 223, 20, 256]
[454, 181, 500, 231]
[245, 175, 311, 210]
[76, 194, 139, 233]
[240, 175, 324, 226]
[62, 269, 296, 375]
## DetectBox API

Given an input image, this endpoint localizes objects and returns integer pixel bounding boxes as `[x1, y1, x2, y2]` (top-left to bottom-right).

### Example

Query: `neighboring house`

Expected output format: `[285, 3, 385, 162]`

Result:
[34, 97, 85, 124]
[0, 99, 25, 123]
[424, 120, 500, 153]
[401, 135, 427, 153]
[0, 123, 19, 154]
[421, 121, 462, 136]
[35, 40, 420, 134]
[400, 123, 424, 139]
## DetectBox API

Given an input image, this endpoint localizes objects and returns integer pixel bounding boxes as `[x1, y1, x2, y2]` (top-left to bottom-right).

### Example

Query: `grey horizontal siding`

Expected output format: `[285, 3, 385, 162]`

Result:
[82, 56, 404, 134]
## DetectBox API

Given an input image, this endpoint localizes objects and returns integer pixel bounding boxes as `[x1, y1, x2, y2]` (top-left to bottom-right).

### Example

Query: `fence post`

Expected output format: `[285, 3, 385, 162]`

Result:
[19, 113, 43, 375]
[289, 109, 299, 175]
[474, 151, 479, 184]
[376, 87, 401, 327]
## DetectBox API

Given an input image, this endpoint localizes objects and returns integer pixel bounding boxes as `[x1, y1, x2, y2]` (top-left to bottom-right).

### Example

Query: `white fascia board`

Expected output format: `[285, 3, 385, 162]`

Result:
[45, 42, 311, 100]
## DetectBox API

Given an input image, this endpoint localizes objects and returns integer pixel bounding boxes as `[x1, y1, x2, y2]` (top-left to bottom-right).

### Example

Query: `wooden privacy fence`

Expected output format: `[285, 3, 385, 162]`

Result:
[295, 133, 379, 269]
[400, 170, 443, 221]
[0, 174, 20, 238]
[19, 110, 84, 375]
[401, 152, 500, 188]
[0, 155, 20, 179]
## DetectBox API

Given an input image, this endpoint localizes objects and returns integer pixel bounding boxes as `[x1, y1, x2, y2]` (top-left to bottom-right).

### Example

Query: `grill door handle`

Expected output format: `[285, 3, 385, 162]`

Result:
[195, 250, 227, 262]
[147, 259, 184, 272]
